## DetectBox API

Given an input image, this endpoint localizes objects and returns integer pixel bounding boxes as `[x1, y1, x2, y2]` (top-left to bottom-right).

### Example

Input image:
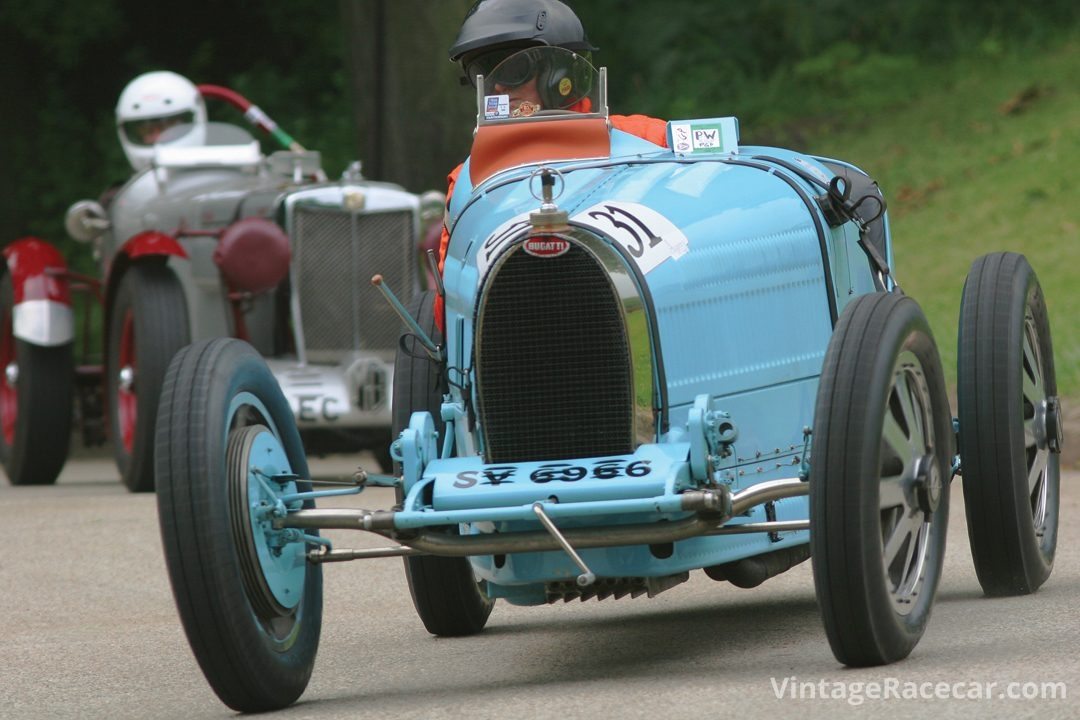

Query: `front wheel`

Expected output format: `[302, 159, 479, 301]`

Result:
[810, 292, 952, 666]
[958, 252, 1060, 596]
[393, 290, 494, 636]
[156, 338, 322, 712]
[108, 262, 190, 492]
[0, 274, 73, 485]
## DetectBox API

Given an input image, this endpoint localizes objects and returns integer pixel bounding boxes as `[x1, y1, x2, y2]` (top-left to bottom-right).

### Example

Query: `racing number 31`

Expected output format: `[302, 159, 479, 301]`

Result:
[573, 201, 689, 274]
[586, 205, 660, 259]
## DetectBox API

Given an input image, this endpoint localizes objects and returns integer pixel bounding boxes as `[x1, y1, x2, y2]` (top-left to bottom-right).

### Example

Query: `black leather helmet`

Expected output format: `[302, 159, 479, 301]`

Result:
[449, 0, 597, 63]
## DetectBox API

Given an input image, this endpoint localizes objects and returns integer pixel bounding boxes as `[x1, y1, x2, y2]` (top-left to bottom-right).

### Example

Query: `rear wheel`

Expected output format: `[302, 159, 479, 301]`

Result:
[393, 290, 494, 636]
[156, 338, 322, 712]
[958, 252, 1060, 596]
[811, 292, 952, 666]
[107, 262, 189, 492]
[0, 274, 73, 485]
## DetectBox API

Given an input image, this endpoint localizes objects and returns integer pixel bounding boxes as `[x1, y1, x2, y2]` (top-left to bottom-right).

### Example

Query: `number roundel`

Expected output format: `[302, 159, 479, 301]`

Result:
[474, 202, 689, 281]
[573, 201, 689, 273]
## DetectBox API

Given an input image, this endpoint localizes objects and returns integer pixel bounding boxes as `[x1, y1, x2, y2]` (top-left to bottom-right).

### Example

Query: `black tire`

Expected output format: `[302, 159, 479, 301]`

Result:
[393, 290, 494, 636]
[958, 252, 1060, 596]
[370, 429, 395, 474]
[0, 274, 73, 485]
[107, 262, 189, 492]
[156, 338, 322, 712]
[810, 292, 952, 666]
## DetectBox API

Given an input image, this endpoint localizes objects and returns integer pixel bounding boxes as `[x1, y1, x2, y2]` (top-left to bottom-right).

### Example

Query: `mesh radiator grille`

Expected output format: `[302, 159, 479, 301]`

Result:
[476, 244, 633, 463]
[293, 207, 414, 353]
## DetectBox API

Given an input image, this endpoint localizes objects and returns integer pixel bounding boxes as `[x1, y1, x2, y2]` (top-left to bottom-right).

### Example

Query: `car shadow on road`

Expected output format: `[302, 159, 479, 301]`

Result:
[295, 570, 1080, 714]
[932, 587, 986, 603]
[300, 590, 830, 712]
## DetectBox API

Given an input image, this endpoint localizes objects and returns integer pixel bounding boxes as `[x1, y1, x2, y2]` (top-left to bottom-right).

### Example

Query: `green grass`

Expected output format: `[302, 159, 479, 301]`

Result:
[800, 31, 1080, 399]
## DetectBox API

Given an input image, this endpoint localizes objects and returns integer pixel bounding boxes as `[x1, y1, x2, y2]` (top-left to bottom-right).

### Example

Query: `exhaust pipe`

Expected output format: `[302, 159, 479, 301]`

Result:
[704, 543, 811, 588]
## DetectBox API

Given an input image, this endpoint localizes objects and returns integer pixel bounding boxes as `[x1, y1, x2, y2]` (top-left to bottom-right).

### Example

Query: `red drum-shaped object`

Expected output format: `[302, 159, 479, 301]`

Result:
[213, 217, 291, 294]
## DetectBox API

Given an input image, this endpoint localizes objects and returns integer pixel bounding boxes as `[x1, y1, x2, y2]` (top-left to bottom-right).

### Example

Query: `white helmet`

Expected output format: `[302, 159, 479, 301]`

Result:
[116, 71, 207, 171]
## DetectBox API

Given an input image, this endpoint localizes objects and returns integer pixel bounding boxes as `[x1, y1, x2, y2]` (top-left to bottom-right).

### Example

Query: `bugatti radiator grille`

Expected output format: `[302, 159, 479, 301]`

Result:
[292, 206, 414, 354]
[476, 243, 634, 463]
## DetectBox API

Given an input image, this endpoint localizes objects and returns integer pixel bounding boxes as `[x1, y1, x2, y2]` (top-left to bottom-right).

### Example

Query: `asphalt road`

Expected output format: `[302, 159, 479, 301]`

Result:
[2, 454, 1077, 720]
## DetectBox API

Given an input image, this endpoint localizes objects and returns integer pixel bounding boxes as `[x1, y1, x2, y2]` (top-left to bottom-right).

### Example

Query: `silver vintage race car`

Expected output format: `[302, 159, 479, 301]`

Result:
[1, 83, 441, 490]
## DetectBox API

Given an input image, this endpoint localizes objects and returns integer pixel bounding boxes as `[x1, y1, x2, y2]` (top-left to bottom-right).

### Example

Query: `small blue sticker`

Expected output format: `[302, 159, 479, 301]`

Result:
[485, 95, 511, 120]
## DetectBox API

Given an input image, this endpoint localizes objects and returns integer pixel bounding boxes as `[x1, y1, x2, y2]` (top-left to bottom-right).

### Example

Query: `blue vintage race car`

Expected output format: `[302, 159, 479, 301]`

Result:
[154, 49, 1063, 712]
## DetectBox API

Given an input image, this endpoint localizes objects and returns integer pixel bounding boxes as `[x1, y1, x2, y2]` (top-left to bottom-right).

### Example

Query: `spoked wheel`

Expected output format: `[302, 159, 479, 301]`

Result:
[811, 292, 953, 666]
[958, 252, 1061, 596]
[156, 338, 322, 712]
[108, 262, 189, 492]
[0, 274, 73, 485]
[393, 290, 494, 636]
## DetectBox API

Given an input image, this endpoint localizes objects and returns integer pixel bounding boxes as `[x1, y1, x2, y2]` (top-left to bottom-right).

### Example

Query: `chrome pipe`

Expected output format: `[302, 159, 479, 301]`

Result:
[729, 478, 808, 516]
[304, 518, 810, 564]
[279, 508, 397, 532]
[308, 546, 425, 563]
[281, 481, 807, 559]
[401, 515, 718, 556]
[708, 520, 810, 535]
[282, 490, 729, 536]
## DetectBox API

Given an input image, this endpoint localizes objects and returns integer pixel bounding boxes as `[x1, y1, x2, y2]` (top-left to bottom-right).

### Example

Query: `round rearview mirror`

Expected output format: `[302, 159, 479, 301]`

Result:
[65, 200, 110, 243]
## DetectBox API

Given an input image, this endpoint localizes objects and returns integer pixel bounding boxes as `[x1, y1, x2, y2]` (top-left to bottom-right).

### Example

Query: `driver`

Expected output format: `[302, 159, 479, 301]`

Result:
[115, 71, 208, 171]
[435, 0, 669, 327]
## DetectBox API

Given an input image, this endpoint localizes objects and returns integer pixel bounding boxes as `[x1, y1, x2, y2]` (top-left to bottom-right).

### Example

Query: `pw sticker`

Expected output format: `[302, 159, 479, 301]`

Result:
[667, 117, 739, 155]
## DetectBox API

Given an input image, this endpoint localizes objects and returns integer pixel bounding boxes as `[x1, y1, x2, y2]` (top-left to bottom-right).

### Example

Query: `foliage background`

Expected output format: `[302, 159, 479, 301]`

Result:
[1, 0, 1077, 453]
[4, 0, 1076, 263]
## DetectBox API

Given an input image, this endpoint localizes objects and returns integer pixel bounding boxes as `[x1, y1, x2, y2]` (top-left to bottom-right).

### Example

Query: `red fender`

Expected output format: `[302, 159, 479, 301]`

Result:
[104, 232, 188, 344]
[2, 236, 72, 305]
[118, 230, 188, 261]
[2, 237, 74, 346]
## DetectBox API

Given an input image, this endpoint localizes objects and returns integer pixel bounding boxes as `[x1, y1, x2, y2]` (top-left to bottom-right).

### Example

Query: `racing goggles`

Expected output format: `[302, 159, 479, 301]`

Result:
[120, 110, 196, 146]
[464, 47, 540, 89]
